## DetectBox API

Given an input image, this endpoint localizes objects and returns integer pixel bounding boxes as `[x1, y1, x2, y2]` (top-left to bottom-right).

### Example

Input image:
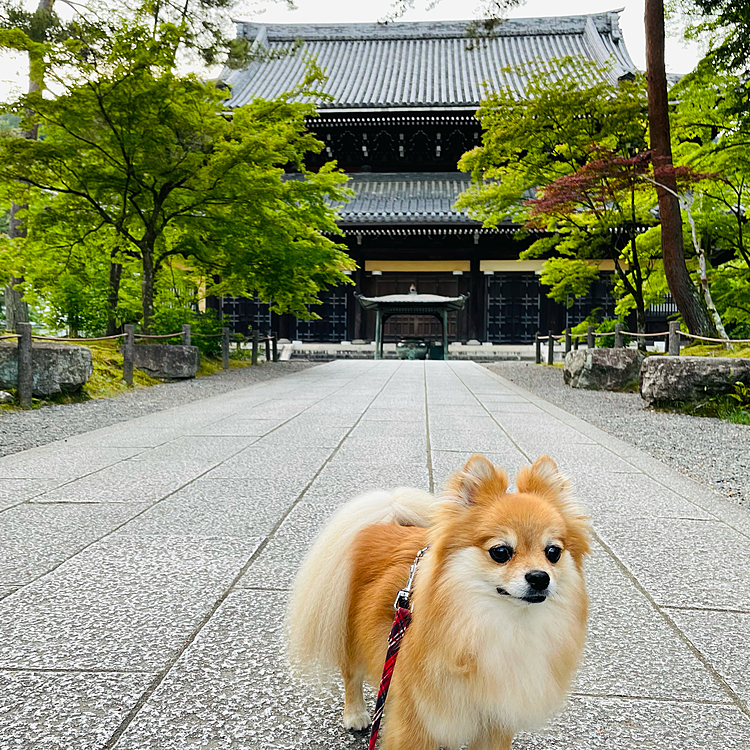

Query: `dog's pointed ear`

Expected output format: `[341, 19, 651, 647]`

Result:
[516, 455, 591, 560]
[445, 453, 508, 506]
[516, 455, 569, 497]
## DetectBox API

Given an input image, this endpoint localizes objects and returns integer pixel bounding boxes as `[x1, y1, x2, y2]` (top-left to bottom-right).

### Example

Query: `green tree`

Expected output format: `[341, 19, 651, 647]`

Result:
[671, 60, 750, 338]
[457, 63, 660, 335]
[0, 20, 354, 332]
[521, 149, 665, 342]
[678, 0, 750, 73]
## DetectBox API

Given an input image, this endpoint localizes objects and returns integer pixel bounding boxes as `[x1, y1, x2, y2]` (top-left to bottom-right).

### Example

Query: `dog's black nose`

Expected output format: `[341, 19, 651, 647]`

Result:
[525, 570, 550, 591]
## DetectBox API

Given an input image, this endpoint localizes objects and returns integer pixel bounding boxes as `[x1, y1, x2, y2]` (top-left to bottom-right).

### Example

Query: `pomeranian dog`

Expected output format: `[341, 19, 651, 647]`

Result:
[287, 454, 590, 750]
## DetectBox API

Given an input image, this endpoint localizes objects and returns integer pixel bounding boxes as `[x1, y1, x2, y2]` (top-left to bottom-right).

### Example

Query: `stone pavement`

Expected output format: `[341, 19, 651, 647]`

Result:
[1, 360, 749, 749]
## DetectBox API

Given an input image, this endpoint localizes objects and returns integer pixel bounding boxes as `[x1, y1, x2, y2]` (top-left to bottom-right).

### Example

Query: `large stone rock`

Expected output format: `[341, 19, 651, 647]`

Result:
[0, 341, 93, 396]
[564, 348, 645, 391]
[640, 356, 750, 405]
[131, 344, 199, 379]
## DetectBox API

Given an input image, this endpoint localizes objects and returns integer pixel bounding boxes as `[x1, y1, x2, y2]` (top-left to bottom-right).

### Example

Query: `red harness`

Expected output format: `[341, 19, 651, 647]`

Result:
[367, 547, 428, 750]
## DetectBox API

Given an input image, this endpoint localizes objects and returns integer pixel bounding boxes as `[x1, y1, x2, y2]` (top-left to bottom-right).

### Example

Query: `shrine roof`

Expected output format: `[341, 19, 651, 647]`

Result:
[357, 292, 467, 312]
[333, 172, 485, 226]
[222, 12, 636, 111]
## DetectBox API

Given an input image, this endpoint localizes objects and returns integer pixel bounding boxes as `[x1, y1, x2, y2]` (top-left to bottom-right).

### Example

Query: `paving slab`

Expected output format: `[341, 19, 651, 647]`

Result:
[515, 695, 750, 749]
[595, 516, 750, 612]
[1, 360, 749, 749]
[122, 478, 298, 539]
[0, 671, 154, 750]
[30, 459, 209, 504]
[0, 445, 142, 481]
[111, 590, 361, 750]
[0, 536, 262, 671]
[0, 502, 149, 586]
[0, 478, 61, 511]
[667, 609, 750, 708]
[576, 551, 727, 701]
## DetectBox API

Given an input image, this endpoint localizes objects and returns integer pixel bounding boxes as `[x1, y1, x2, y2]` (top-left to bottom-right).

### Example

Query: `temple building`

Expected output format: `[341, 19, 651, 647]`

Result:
[220, 12, 641, 343]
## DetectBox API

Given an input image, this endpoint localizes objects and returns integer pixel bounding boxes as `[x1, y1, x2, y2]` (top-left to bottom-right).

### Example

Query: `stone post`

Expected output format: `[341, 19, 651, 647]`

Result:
[534, 331, 541, 364]
[252, 329, 259, 366]
[182, 324, 191, 347]
[272, 334, 278, 363]
[264, 332, 271, 363]
[565, 328, 571, 355]
[587, 326, 595, 349]
[17, 322, 32, 409]
[614, 323, 623, 349]
[222, 327, 230, 371]
[547, 330, 554, 366]
[123, 324, 134, 386]
[669, 321, 681, 356]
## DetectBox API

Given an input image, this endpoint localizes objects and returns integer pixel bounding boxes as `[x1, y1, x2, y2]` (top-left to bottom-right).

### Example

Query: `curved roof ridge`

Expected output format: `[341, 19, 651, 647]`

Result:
[234, 11, 627, 43]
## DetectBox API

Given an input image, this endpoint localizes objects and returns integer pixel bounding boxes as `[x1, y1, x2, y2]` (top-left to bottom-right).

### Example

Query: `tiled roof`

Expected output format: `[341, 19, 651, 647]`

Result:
[333, 172, 480, 225]
[223, 13, 636, 110]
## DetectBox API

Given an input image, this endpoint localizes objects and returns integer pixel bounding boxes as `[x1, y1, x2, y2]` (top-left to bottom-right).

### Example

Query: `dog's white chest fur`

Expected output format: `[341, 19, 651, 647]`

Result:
[410, 550, 584, 748]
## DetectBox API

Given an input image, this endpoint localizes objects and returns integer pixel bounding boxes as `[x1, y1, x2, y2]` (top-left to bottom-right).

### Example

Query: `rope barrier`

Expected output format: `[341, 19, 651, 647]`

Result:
[539, 329, 750, 345]
[681, 332, 750, 344]
[133, 332, 182, 340]
[0, 334, 20, 341]
[30, 333, 125, 342]
[618, 331, 669, 339]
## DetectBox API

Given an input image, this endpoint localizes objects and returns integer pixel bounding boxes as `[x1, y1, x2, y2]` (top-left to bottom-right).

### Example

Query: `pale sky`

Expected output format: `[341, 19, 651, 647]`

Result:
[0, 0, 704, 102]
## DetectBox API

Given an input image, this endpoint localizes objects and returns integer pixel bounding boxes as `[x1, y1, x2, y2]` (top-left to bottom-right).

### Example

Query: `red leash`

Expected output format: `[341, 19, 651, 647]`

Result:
[367, 547, 428, 750]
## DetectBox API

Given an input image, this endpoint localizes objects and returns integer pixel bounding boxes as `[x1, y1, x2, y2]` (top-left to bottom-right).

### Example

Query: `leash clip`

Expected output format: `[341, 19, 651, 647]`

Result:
[393, 546, 429, 611]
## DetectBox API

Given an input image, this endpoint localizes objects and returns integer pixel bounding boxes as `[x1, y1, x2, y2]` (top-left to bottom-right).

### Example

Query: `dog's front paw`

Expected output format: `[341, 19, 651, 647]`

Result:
[343, 707, 371, 732]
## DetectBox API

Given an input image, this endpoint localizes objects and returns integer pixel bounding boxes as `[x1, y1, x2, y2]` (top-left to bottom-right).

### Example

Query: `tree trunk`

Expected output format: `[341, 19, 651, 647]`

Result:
[141, 246, 155, 333]
[629, 237, 648, 351]
[4, 0, 57, 332]
[106, 260, 122, 336]
[5, 206, 30, 332]
[3, 279, 29, 332]
[644, 0, 716, 336]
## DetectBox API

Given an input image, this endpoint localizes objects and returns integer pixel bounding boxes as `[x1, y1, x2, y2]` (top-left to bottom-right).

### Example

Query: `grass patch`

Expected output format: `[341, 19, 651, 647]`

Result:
[657, 397, 750, 424]
[681, 343, 750, 359]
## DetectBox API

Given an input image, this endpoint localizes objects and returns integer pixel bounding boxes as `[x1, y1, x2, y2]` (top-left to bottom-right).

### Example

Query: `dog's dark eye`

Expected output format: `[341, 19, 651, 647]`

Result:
[489, 545, 513, 564]
[545, 545, 562, 563]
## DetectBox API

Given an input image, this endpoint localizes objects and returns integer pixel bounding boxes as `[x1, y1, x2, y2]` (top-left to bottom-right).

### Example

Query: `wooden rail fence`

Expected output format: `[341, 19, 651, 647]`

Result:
[0, 324, 278, 409]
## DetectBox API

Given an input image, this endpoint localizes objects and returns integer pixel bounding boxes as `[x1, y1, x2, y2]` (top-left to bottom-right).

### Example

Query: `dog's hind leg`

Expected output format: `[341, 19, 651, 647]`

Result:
[342, 668, 370, 731]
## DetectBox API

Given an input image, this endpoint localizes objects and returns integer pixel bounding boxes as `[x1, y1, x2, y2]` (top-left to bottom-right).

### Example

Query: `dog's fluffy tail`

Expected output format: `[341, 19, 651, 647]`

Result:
[286, 486, 436, 681]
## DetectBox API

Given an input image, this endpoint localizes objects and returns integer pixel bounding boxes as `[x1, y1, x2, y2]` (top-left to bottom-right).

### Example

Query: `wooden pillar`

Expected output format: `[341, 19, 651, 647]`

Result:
[374, 309, 382, 360]
[222, 327, 230, 370]
[123, 324, 134, 386]
[251, 329, 259, 366]
[442, 310, 449, 360]
[469, 257, 482, 341]
[587, 326, 595, 349]
[264, 333, 271, 363]
[535, 331, 541, 364]
[565, 328, 571, 354]
[547, 330, 554, 366]
[669, 321, 681, 356]
[614, 323, 623, 348]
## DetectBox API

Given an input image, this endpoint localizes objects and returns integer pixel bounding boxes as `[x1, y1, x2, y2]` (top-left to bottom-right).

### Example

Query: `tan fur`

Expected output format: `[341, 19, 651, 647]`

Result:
[287, 454, 591, 749]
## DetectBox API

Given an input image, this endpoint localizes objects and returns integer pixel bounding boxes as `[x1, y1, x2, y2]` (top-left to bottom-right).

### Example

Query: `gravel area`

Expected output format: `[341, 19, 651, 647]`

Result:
[0, 362, 318, 458]
[486, 362, 750, 507]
